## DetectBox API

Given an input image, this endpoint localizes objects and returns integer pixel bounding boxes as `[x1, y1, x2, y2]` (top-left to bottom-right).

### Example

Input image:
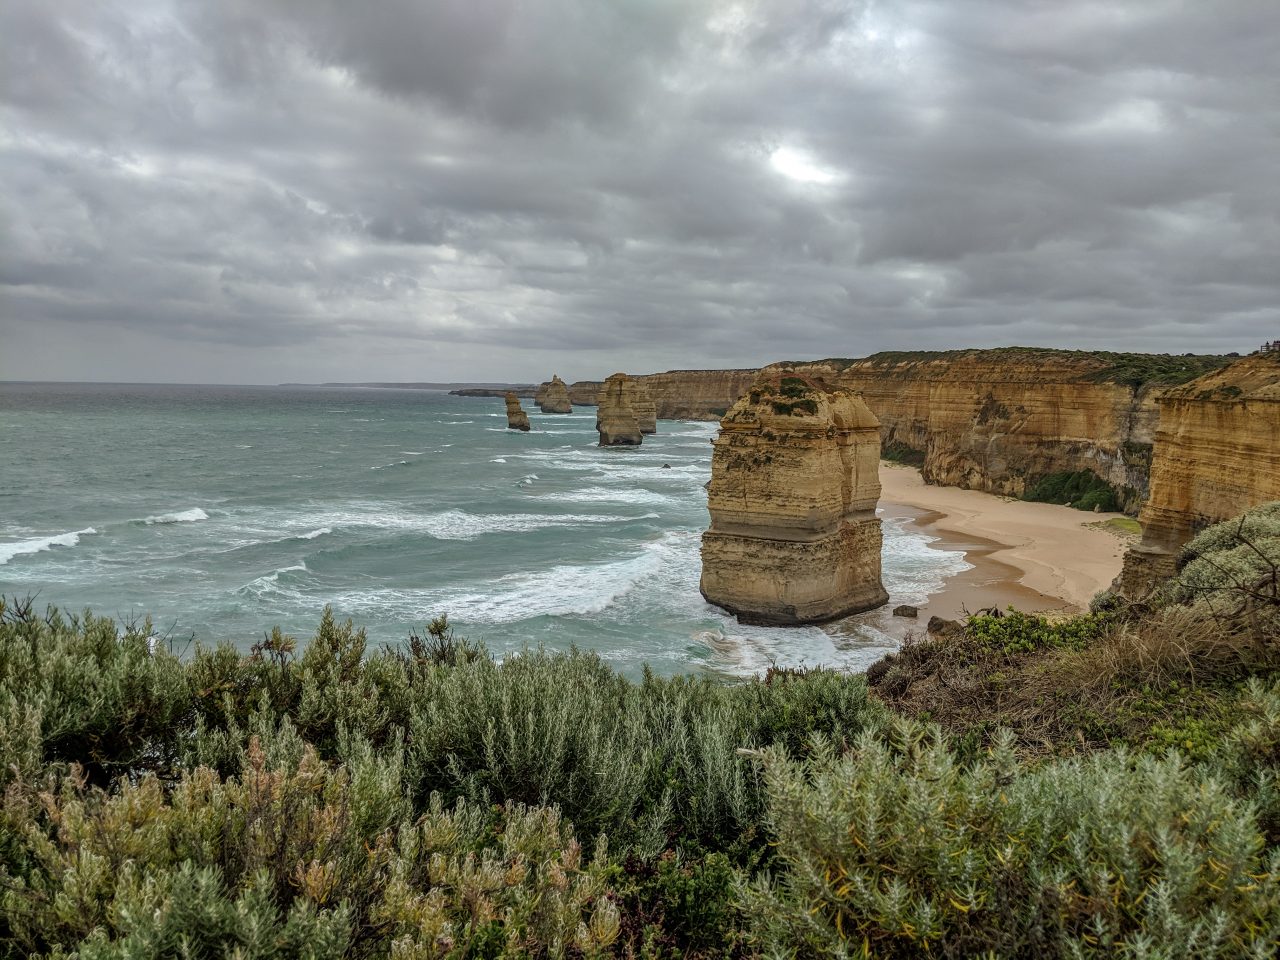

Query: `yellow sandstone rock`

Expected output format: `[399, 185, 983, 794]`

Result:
[1119, 352, 1280, 597]
[595, 374, 643, 446]
[700, 374, 888, 625]
[538, 375, 573, 414]
[504, 392, 531, 431]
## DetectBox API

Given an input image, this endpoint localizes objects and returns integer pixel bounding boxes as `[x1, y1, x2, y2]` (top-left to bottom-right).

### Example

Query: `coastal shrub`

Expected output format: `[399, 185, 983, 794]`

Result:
[1163, 502, 1280, 639]
[1023, 469, 1122, 512]
[965, 608, 1114, 655]
[0, 742, 618, 958]
[742, 721, 1280, 959]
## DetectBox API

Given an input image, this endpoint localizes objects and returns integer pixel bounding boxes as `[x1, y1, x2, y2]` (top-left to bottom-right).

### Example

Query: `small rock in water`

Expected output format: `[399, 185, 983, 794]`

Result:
[662, 463, 672, 469]
[892, 604, 918, 618]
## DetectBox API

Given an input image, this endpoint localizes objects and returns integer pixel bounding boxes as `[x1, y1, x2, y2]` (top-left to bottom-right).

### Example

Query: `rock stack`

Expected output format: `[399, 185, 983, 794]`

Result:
[700, 374, 888, 625]
[505, 392, 531, 431]
[595, 374, 643, 446]
[538, 375, 574, 414]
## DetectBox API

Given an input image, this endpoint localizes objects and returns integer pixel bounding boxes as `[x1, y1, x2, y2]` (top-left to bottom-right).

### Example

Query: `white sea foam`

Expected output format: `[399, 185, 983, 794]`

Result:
[295, 527, 331, 540]
[240, 561, 308, 598]
[143, 508, 209, 525]
[491, 458, 507, 463]
[401, 451, 426, 456]
[547, 486, 677, 506]
[236, 444, 254, 449]
[371, 460, 411, 471]
[0, 527, 97, 566]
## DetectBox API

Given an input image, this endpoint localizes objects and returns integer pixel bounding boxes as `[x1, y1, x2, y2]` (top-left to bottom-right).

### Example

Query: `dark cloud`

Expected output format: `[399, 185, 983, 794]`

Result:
[2, 0, 1276, 384]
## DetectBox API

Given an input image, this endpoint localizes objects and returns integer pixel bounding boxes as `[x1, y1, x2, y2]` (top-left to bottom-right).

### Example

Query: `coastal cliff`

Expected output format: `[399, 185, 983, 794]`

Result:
[769, 349, 1230, 513]
[504, 392, 531, 431]
[595, 374, 643, 446]
[700, 375, 888, 624]
[1119, 352, 1280, 597]
[537, 375, 573, 413]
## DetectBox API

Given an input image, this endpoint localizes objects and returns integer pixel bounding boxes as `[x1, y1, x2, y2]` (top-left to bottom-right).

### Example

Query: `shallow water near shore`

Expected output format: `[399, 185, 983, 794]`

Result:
[0, 383, 969, 677]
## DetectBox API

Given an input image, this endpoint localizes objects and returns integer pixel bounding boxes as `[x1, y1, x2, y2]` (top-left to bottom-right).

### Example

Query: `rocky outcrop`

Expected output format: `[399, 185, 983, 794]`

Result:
[1119, 352, 1280, 597]
[700, 374, 888, 625]
[772, 350, 1231, 514]
[595, 374, 643, 446]
[504, 392, 531, 431]
[537, 375, 573, 414]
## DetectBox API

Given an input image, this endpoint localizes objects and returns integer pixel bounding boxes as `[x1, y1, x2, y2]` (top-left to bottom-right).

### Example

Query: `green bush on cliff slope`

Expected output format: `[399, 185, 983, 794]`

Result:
[3, 517, 1280, 960]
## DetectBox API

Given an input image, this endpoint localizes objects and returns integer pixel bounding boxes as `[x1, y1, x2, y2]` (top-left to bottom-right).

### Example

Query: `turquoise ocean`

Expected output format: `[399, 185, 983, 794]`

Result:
[0, 383, 969, 677]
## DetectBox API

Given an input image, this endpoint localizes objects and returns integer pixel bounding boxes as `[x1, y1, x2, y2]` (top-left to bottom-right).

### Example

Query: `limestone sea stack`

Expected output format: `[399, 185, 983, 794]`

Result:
[595, 373, 643, 446]
[700, 375, 889, 625]
[504, 392, 531, 431]
[538, 375, 574, 414]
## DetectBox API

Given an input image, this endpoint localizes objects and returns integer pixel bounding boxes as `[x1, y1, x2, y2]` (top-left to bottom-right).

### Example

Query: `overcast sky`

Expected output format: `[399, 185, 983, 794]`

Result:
[2, 1, 1277, 384]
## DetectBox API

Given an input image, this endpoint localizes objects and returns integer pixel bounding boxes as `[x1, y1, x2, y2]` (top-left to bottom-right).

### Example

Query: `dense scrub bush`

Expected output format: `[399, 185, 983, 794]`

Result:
[1024, 470, 1123, 512]
[744, 721, 1280, 959]
[3, 578, 1279, 957]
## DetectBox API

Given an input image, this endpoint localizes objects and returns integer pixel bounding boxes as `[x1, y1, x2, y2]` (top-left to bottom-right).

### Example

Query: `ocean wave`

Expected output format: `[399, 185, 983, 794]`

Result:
[239, 561, 308, 598]
[491, 458, 507, 463]
[0, 527, 97, 566]
[401, 451, 426, 456]
[371, 460, 411, 471]
[546, 486, 676, 506]
[295, 527, 331, 541]
[143, 508, 210, 525]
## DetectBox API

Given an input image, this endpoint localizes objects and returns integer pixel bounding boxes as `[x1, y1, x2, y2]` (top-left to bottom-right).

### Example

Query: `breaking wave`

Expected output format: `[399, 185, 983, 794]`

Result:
[0, 528, 98, 566]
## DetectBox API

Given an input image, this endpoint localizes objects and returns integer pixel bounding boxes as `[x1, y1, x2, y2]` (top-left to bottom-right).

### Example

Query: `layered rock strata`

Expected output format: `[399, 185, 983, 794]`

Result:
[1119, 352, 1280, 597]
[622, 376, 657, 433]
[700, 375, 888, 625]
[537, 375, 574, 414]
[595, 374, 643, 446]
[504, 392, 531, 431]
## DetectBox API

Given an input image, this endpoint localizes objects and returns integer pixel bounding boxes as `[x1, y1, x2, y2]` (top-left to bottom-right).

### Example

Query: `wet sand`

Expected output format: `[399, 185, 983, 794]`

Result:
[878, 463, 1133, 629]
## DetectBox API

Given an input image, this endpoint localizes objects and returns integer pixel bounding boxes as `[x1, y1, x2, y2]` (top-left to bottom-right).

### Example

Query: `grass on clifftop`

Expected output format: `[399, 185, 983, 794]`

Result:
[2, 506, 1278, 957]
[781, 347, 1234, 388]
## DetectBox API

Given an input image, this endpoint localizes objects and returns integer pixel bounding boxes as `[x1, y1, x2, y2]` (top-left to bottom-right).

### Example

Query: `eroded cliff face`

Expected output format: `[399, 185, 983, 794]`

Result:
[768, 350, 1230, 513]
[1119, 352, 1280, 597]
[700, 375, 888, 625]
[537, 375, 573, 414]
[624, 377, 657, 433]
[567, 380, 603, 406]
[504, 392, 531, 431]
[634, 369, 760, 421]
[595, 374, 643, 446]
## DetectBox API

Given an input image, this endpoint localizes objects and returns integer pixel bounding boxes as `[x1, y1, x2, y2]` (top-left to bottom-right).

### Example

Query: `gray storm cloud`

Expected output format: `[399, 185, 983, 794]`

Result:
[1, 0, 1276, 383]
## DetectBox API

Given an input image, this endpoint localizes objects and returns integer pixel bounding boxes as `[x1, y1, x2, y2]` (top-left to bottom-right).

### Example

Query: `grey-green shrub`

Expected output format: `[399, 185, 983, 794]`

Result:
[742, 718, 1280, 959]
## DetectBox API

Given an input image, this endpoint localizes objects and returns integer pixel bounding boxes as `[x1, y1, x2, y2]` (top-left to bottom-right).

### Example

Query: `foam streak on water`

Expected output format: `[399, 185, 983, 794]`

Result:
[0, 383, 968, 678]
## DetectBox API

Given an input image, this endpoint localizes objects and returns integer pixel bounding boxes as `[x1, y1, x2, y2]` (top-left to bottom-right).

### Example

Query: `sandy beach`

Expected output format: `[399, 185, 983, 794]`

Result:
[879, 462, 1134, 624]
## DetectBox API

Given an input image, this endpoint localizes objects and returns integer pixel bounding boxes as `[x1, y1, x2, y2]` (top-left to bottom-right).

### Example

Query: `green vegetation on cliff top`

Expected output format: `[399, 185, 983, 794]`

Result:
[781, 347, 1234, 389]
[2, 502, 1278, 958]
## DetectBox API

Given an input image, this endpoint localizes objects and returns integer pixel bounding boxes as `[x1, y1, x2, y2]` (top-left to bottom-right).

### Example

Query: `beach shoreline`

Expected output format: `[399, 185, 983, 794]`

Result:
[877, 462, 1133, 628]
